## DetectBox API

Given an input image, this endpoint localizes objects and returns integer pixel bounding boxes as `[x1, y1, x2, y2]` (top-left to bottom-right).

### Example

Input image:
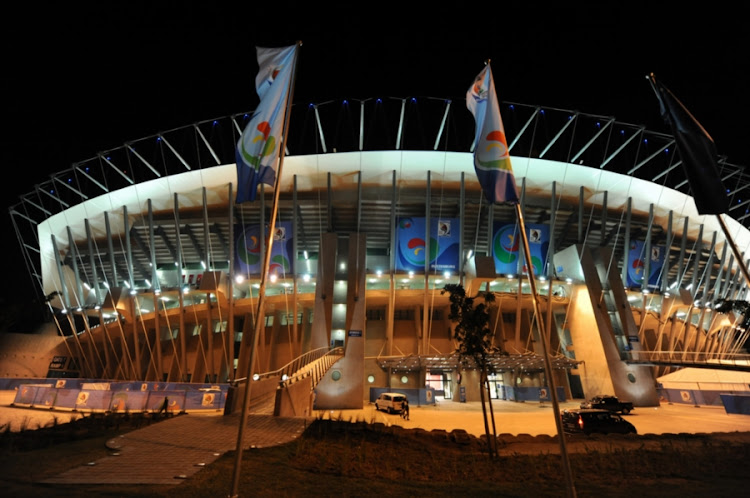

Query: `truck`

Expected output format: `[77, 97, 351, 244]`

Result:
[580, 395, 634, 414]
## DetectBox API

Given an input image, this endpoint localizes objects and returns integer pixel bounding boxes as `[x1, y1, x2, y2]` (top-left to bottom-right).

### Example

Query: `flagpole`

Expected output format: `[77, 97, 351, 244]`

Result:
[230, 40, 301, 498]
[514, 203, 577, 498]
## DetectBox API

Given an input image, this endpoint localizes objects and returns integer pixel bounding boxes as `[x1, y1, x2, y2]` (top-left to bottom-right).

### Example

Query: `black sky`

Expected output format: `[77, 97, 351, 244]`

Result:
[1, 4, 746, 312]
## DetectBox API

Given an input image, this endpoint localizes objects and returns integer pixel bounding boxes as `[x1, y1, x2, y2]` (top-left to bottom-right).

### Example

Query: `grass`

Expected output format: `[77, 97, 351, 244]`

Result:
[0, 413, 748, 497]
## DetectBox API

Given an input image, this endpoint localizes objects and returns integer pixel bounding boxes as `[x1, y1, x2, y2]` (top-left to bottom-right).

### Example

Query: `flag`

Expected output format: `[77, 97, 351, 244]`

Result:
[648, 73, 728, 215]
[466, 63, 519, 205]
[235, 44, 297, 204]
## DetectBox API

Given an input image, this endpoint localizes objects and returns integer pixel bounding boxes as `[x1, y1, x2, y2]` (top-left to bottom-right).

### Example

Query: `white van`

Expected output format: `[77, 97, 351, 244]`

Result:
[374, 392, 407, 414]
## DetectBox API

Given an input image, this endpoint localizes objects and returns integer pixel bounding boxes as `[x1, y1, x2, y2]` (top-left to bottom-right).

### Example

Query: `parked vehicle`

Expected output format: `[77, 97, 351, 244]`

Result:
[580, 395, 634, 414]
[374, 393, 407, 414]
[561, 408, 637, 435]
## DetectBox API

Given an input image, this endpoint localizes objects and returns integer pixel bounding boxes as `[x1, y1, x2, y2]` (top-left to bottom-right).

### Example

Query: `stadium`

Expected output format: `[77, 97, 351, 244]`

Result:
[4, 58, 750, 416]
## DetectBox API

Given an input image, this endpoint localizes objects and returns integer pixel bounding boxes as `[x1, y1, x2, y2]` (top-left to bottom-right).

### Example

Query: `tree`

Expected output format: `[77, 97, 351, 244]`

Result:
[442, 283, 499, 458]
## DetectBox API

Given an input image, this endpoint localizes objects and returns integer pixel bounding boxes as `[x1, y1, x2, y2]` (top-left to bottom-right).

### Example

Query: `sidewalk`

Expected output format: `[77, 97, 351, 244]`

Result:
[3, 391, 750, 487]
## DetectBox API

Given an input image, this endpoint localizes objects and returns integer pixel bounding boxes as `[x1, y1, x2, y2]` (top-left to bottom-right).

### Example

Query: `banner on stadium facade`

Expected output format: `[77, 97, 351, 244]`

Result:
[626, 240, 665, 288]
[395, 217, 460, 272]
[492, 222, 549, 276]
[235, 221, 294, 276]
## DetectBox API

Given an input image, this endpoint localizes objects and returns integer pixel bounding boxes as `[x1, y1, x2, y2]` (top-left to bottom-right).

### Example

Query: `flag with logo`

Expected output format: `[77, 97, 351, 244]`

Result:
[648, 73, 728, 215]
[235, 44, 297, 203]
[467, 63, 519, 205]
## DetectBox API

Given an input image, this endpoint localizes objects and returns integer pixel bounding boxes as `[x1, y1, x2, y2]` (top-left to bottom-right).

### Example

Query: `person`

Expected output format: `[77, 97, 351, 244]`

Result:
[158, 396, 169, 415]
[401, 398, 409, 420]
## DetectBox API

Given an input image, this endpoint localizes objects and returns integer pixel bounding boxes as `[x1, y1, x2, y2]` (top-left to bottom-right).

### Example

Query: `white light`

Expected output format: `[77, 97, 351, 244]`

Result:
[443, 271, 451, 279]
[408, 271, 415, 278]
[565, 278, 573, 284]
[376, 270, 383, 277]
[467, 249, 474, 259]
[340, 262, 346, 270]
[235, 275, 245, 284]
[201, 261, 207, 269]
[281, 374, 289, 381]
[252, 373, 260, 381]
[303, 274, 311, 282]
[270, 274, 278, 283]
[303, 250, 309, 260]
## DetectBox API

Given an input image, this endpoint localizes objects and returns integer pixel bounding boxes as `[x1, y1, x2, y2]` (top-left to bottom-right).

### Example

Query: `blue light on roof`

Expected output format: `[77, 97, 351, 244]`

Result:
[540, 109, 545, 115]
[508, 104, 515, 110]
[410, 97, 416, 103]
[376, 98, 382, 104]
[212, 120, 218, 126]
[308, 103, 314, 108]
[342, 99, 349, 105]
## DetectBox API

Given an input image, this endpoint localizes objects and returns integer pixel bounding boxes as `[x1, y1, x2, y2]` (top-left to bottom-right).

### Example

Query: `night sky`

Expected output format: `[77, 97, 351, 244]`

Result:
[1, 4, 746, 323]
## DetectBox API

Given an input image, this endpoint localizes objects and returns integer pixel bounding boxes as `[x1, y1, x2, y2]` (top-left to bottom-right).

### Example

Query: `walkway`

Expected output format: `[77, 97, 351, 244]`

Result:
[40, 413, 312, 485]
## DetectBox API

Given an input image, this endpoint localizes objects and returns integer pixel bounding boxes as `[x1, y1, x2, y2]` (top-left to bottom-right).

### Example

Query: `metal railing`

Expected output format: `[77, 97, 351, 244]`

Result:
[255, 346, 344, 388]
[628, 351, 750, 370]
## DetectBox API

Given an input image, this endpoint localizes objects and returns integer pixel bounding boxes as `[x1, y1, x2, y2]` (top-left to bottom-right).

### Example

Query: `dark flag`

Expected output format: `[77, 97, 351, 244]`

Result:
[647, 73, 728, 215]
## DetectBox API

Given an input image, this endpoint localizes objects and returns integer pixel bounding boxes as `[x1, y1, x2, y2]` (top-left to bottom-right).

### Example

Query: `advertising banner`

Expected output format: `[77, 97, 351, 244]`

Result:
[235, 221, 294, 276]
[492, 222, 549, 276]
[626, 240, 665, 289]
[395, 217, 460, 272]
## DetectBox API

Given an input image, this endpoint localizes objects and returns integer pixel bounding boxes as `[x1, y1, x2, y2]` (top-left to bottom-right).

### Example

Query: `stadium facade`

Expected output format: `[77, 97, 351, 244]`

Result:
[6, 96, 750, 413]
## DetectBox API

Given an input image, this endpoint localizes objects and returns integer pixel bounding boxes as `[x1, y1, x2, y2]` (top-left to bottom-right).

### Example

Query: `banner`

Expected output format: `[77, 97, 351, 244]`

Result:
[395, 217, 460, 272]
[235, 221, 294, 276]
[492, 222, 549, 276]
[626, 240, 665, 288]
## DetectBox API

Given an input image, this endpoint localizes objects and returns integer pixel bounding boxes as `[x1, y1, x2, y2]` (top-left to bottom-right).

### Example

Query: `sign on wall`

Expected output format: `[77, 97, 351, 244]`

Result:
[395, 217, 460, 272]
[626, 240, 665, 288]
[492, 222, 549, 276]
[235, 221, 294, 276]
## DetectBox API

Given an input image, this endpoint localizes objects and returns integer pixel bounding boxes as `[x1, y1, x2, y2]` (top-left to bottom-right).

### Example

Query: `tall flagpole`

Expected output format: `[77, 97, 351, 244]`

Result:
[230, 40, 302, 498]
[515, 203, 577, 498]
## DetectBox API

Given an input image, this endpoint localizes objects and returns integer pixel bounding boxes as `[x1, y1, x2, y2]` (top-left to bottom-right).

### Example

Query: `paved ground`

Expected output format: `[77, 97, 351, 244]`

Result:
[2, 391, 750, 486]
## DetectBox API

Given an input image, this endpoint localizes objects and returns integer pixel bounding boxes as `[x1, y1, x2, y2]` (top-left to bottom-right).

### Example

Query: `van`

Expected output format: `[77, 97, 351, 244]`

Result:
[374, 393, 407, 414]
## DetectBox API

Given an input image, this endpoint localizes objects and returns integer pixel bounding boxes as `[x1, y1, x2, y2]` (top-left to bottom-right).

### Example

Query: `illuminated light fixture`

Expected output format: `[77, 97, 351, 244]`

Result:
[303, 274, 311, 282]
[303, 250, 309, 260]
[467, 249, 474, 259]
[145, 279, 151, 288]
[443, 271, 451, 279]
[642, 289, 650, 295]
[340, 262, 346, 270]
[252, 373, 260, 381]
[539, 276, 546, 282]
[408, 271, 415, 278]
[201, 261, 207, 270]
[281, 374, 289, 381]
[130, 289, 137, 295]
[183, 286, 190, 294]
[506, 274, 515, 279]
[376, 270, 383, 277]
[489, 281, 497, 286]
[270, 274, 278, 283]
[235, 275, 245, 284]
[175, 261, 179, 266]
[565, 278, 573, 284]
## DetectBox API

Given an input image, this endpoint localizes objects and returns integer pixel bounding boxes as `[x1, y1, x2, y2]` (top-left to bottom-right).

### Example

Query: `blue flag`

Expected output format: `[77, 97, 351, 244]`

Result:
[466, 63, 519, 205]
[235, 45, 297, 204]
[648, 73, 728, 215]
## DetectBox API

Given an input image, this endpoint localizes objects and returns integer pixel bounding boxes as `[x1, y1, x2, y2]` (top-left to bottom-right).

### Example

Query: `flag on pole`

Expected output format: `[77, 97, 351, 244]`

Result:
[648, 73, 728, 215]
[466, 62, 519, 205]
[235, 44, 297, 204]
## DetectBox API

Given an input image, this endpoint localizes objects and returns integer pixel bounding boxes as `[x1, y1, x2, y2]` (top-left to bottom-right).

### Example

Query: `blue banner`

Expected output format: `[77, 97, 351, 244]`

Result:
[235, 221, 294, 276]
[395, 217, 460, 272]
[492, 222, 549, 276]
[626, 240, 665, 288]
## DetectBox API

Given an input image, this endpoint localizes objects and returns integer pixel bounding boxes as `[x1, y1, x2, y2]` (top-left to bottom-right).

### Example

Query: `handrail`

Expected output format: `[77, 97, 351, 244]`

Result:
[253, 346, 344, 384]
